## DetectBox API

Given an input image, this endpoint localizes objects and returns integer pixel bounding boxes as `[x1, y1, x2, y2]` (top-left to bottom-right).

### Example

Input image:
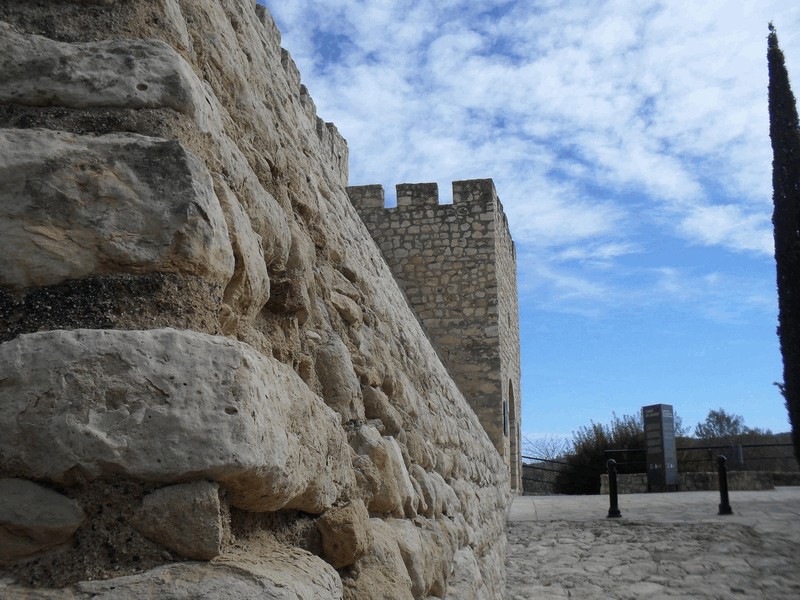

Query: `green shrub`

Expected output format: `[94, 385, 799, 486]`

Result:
[555, 413, 644, 495]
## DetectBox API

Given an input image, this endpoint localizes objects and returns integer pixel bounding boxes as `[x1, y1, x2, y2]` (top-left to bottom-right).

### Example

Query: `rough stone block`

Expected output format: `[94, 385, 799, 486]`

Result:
[351, 426, 415, 517]
[428, 472, 460, 517]
[443, 548, 487, 600]
[409, 465, 436, 518]
[362, 386, 403, 435]
[343, 518, 414, 600]
[387, 519, 456, 598]
[0, 329, 354, 513]
[1, 548, 343, 599]
[133, 481, 223, 560]
[316, 499, 373, 568]
[0, 22, 220, 131]
[0, 129, 234, 290]
[330, 291, 363, 326]
[0, 478, 86, 564]
[213, 179, 271, 322]
[315, 336, 365, 423]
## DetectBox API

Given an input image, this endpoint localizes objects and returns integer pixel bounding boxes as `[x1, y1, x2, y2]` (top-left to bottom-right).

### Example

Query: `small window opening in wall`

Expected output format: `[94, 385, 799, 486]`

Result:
[503, 400, 509, 437]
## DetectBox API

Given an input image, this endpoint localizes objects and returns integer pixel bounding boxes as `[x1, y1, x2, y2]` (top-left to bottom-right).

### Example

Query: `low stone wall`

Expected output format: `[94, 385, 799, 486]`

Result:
[600, 471, 796, 494]
[599, 473, 649, 495]
[680, 471, 774, 492]
[521, 464, 558, 495]
[770, 471, 800, 486]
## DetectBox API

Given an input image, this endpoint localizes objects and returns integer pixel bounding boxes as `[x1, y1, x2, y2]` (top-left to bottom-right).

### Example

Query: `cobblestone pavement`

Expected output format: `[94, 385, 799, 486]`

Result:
[505, 488, 800, 599]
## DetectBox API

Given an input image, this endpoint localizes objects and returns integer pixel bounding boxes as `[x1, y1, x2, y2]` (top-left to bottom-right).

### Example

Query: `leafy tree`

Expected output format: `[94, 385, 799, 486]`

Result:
[694, 408, 746, 440]
[768, 24, 800, 463]
[681, 408, 794, 472]
[673, 413, 691, 439]
[555, 413, 645, 495]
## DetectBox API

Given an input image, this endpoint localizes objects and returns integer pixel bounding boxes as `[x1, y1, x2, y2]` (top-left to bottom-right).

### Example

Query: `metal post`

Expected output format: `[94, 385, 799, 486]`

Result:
[607, 459, 622, 518]
[717, 455, 733, 515]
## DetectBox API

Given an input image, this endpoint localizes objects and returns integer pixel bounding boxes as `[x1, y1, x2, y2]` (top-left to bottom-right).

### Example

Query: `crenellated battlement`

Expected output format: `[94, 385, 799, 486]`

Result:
[397, 182, 440, 208]
[348, 178, 499, 212]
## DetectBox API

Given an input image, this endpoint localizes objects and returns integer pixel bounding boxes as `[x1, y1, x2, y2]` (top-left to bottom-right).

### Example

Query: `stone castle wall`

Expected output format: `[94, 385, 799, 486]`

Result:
[0, 1, 512, 598]
[347, 181, 522, 491]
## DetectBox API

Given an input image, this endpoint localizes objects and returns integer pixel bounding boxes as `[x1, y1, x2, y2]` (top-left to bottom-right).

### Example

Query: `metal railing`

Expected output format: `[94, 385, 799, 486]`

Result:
[604, 442, 797, 473]
[521, 454, 568, 494]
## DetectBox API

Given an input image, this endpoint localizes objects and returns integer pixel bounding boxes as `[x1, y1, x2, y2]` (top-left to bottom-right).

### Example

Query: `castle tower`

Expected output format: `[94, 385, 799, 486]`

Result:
[347, 180, 522, 490]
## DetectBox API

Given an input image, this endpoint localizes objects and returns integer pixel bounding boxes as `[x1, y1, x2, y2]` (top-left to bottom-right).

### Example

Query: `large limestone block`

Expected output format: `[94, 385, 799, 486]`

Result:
[266, 222, 313, 319]
[0, 129, 234, 290]
[344, 519, 414, 600]
[404, 430, 436, 470]
[443, 548, 488, 600]
[0, 22, 220, 131]
[132, 481, 223, 560]
[409, 465, 436, 518]
[386, 519, 456, 598]
[362, 386, 403, 435]
[429, 472, 461, 517]
[213, 178, 271, 323]
[330, 291, 362, 326]
[315, 336, 365, 423]
[351, 426, 415, 517]
[0, 478, 85, 564]
[2, 548, 343, 599]
[316, 499, 372, 568]
[0, 329, 354, 513]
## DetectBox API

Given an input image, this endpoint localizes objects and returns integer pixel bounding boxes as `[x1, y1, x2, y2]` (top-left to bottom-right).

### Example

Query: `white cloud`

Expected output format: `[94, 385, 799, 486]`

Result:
[679, 205, 774, 255]
[556, 242, 640, 265]
[262, 0, 800, 318]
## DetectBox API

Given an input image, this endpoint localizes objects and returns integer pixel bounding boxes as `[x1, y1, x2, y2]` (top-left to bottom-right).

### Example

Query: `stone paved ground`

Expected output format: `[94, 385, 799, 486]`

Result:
[506, 488, 800, 599]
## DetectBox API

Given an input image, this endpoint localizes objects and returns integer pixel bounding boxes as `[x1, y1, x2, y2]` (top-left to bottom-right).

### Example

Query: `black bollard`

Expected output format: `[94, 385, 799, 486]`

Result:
[607, 459, 622, 518]
[717, 455, 733, 515]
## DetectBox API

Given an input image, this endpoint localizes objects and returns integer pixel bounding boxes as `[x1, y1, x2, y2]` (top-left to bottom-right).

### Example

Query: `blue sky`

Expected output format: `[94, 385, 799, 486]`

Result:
[260, 1, 800, 442]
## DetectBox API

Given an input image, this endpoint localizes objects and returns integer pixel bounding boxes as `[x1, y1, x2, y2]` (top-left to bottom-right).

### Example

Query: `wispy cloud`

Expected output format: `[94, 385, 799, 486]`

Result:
[679, 204, 774, 255]
[262, 0, 800, 319]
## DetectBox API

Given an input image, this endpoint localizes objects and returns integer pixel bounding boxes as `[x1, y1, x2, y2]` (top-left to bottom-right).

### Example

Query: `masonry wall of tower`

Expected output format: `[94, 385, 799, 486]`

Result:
[0, 1, 512, 598]
[348, 180, 523, 491]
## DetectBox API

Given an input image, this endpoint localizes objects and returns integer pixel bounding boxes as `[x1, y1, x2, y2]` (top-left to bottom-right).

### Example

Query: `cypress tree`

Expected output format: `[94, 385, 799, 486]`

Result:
[768, 24, 800, 463]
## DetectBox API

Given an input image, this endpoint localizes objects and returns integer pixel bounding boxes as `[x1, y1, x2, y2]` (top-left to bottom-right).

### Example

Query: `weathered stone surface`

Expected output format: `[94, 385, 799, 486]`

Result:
[362, 386, 403, 436]
[213, 179, 271, 324]
[444, 548, 487, 600]
[315, 336, 365, 423]
[0, 129, 234, 290]
[408, 465, 436, 518]
[1, 548, 343, 599]
[350, 426, 416, 517]
[316, 500, 372, 568]
[132, 481, 223, 560]
[330, 291, 362, 326]
[0, 1, 513, 596]
[404, 430, 436, 471]
[0, 22, 220, 131]
[0, 329, 353, 513]
[344, 519, 414, 600]
[0, 478, 85, 564]
[265, 221, 313, 318]
[428, 472, 460, 518]
[387, 519, 458, 599]
[0, 584, 74, 599]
